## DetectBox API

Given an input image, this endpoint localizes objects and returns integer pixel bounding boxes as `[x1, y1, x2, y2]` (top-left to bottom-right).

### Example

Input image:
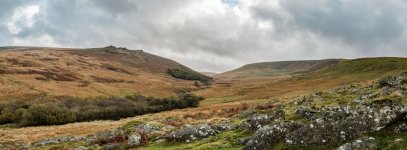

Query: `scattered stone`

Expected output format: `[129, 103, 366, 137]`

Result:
[242, 110, 285, 131]
[295, 107, 319, 119]
[128, 133, 141, 146]
[155, 139, 165, 144]
[237, 137, 250, 145]
[379, 75, 406, 87]
[387, 121, 407, 134]
[33, 136, 79, 147]
[70, 146, 89, 150]
[86, 129, 127, 145]
[134, 123, 160, 133]
[104, 143, 121, 150]
[337, 137, 377, 150]
[165, 124, 216, 142]
[211, 123, 235, 131]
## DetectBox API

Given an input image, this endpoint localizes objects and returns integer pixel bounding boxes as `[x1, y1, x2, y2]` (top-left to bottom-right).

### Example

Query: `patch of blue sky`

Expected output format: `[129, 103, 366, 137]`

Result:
[221, 0, 238, 6]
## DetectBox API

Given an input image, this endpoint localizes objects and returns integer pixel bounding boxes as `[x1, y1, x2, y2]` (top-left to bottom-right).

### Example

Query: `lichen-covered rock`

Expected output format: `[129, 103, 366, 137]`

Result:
[211, 123, 235, 131]
[103, 143, 121, 150]
[86, 129, 127, 145]
[238, 137, 250, 145]
[165, 124, 216, 142]
[387, 121, 407, 134]
[242, 110, 285, 130]
[285, 101, 407, 146]
[128, 133, 141, 146]
[337, 137, 377, 150]
[295, 107, 319, 119]
[33, 136, 79, 147]
[244, 121, 304, 150]
[379, 75, 406, 87]
[69, 146, 89, 150]
[134, 123, 160, 133]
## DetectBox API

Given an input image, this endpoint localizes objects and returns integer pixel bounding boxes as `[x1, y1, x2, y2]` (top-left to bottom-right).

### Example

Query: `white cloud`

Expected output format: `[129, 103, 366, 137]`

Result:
[5, 5, 39, 34]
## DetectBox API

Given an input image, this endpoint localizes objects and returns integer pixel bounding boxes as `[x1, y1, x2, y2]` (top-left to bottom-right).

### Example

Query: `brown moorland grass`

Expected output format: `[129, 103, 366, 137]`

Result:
[0, 47, 201, 100]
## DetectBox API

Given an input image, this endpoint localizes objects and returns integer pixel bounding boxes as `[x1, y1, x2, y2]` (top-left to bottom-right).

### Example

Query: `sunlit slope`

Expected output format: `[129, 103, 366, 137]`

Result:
[0, 46, 209, 100]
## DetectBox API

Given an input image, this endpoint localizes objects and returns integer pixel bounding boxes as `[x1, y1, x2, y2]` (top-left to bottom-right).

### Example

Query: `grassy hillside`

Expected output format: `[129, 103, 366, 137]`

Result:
[0, 46, 209, 100]
[200, 57, 407, 99]
[216, 59, 341, 79]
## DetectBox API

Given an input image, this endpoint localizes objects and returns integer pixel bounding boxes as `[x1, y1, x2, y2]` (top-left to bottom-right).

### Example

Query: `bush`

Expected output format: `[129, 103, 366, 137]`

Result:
[0, 93, 203, 127]
[16, 104, 76, 126]
[167, 68, 212, 83]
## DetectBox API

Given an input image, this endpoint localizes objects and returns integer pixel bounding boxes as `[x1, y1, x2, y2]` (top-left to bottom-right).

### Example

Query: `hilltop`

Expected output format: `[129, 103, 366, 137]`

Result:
[0, 46, 211, 100]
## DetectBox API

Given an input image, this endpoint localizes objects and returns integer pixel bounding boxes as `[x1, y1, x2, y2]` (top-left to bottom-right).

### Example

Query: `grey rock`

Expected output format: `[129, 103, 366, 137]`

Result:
[233, 109, 257, 119]
[70, 146, 89, 150]
[242, 110, 285, 131]
[33, 136, 79, 147]
[337, 137, 377, 150]
[86, 129, 128, 145]
[128, 133, 141, 146]
[295, 107, 319, 119]
[134, 123, 160, 133]
[238, 137, 250, 145]
[285, 102, 407, 146]
[211, 123, 235, 131]
[244, 121, 304, 150]
[165, 124, 216, 142]
[379, 75, 406, 88]
[103, 143, 121, 150]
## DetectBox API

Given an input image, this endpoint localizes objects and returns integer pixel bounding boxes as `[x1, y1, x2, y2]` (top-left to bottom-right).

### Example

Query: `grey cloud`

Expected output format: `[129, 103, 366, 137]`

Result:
[251, 0, 406, 48]
[1, 0, 407, 72]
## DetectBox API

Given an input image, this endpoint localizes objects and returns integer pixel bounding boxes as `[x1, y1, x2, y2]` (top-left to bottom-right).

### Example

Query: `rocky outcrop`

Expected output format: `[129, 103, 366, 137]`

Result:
[165, 124, 216, 142]
[286, 101, 407, 146]
[379, 75, 406, 87]
[241, 109, 285, 130]
[244, 121, 304, 150]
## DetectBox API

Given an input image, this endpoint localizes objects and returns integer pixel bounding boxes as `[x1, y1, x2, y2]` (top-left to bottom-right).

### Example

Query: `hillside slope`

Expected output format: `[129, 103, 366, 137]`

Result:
[216, 59, 341, 79]
[0, 46, 209, 100]
[200, 57, 407, 99]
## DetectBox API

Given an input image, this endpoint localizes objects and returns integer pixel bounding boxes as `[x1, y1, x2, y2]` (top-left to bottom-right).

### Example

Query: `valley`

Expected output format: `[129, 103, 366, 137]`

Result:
[0, 47, 406, 150]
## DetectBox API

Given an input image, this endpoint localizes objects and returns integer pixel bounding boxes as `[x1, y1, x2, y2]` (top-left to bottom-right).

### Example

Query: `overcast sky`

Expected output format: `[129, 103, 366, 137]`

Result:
[1, 0, 407, 72]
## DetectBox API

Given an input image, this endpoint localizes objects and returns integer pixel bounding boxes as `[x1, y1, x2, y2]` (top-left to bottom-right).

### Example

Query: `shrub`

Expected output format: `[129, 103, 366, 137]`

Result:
[16, 104, 76, 126]
[0, 93, 203, 127]
[167, 68, 212, 83]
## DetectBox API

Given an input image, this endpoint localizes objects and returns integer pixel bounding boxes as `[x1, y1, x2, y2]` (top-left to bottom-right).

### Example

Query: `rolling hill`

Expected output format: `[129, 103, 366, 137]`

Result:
[200, 57, 407, 99]
[216, 59, 341, 79]
[0, 46, 210, 100]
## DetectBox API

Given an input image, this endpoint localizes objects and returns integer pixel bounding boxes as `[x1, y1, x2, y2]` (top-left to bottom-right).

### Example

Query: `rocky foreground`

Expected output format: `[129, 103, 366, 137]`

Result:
[3, 73, 407, 150]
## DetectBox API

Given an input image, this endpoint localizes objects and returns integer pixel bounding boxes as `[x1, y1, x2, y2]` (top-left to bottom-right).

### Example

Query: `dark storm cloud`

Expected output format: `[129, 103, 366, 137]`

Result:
[1, 0, 407, 72]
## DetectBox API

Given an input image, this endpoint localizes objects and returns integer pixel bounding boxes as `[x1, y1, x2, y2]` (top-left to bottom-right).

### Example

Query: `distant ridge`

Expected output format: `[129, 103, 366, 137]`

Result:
[217, 59, 341, 79]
